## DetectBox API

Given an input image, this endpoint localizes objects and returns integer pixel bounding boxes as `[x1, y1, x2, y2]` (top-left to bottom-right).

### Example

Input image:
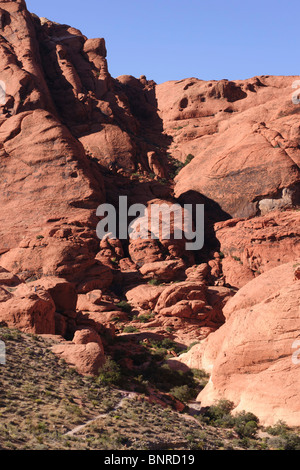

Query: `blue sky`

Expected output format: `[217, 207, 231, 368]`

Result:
[26, 0, 299, 84]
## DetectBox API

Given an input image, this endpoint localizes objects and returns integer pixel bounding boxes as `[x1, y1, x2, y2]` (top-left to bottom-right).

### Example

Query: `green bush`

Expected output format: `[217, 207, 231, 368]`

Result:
[268, 433, 300, 450]
[148, 278, 161, 286]
[97, 357, 123, 386]
[160, 338, 177, 350]
[265, 420, 290, 436]
[204, 399, 235, 422]
[123, 325, 138, 333]
[203, 401, 259, 438]
[0, 328, 22, 342]
[265, 420, 300, 450]
[142, 363, 197, 393]
[146, 338, 185, 358]
[137, 314, 154, 323]
[116, 301, 132, 313]
[190, 369, 209, 388]
[281, 433, 300, 450]
[169, 158, 185, 178]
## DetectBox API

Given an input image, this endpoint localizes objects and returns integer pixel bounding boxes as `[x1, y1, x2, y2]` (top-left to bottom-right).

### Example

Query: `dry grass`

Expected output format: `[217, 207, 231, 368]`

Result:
[1, 327, 299, 450]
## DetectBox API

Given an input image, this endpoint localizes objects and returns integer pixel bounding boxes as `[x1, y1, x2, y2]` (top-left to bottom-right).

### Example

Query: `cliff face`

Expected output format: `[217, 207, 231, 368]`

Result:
[0, 0, 299, 427]
[156, 76, 300, 218]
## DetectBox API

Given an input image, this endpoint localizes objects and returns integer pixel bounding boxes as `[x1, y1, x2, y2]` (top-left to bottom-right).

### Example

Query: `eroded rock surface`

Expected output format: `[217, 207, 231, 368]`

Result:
[0, 1, 299, 427]
[171, 262, 300, 426]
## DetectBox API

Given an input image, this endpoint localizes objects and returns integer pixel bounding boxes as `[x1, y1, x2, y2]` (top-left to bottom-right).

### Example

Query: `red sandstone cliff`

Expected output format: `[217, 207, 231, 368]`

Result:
[0, 0, 299, 427]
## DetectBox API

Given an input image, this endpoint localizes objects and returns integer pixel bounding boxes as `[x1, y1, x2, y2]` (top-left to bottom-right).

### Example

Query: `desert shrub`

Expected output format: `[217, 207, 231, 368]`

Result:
[202, 401, 260, 438]
[158, 178, 168, 185]
[116, 301, 132, 313]
[191, 368, 209, 380]
[265, 421, 300, 450]
[268, 433, 300, 450]
[0, 328, 22, 342]
[204, 399, 235, 423]
[142, 363, 198, 395]
[280, 433, 300, 450]
[233, 411, 259, 438]
[168, 154, 195, 178]
[173, 160, 185, 175]
[169, 384, 198, 403]
[148, 337, 183, 356]
[97, 357, 122, 386]
[123, 326, 139, 333]
[267, 436, 286, 450]
[168, 157, 185, 178]
[160, 338, 177, 350]
[185, 154, 195, 165]
[265, 420, 290, 436]
[148, 278, 161, 286]
[137, 314, 154, 323]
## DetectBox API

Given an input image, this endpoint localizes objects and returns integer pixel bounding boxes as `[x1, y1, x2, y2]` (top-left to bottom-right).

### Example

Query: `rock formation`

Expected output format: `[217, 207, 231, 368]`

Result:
[0, 0, 299, 427]
[156, 77, 300, 219]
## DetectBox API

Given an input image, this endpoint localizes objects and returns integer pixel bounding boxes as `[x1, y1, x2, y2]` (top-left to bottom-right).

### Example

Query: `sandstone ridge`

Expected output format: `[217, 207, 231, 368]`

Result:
[0, 0, 299, 426]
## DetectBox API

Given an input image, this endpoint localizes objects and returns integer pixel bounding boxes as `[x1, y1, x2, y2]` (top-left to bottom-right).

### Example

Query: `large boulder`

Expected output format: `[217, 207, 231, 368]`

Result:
[156, 76, 300, 218]
[215, 210, 300, 288]
[139, 259, 186, 282]
[0, 109, 104, 255]
[125, 284, 165, 310]
[79, 124, 136, 172]
[155, 281, 233, 325]
[0, 228, 113, 294]
[51, 327, 105, 376]
[28, 276, 78, 314]
[176, 262, 300, 427]
[0, 267, 22, 288]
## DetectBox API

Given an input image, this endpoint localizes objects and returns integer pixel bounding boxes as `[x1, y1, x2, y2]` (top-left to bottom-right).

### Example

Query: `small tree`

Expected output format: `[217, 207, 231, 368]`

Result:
[97, 357, 122, 386]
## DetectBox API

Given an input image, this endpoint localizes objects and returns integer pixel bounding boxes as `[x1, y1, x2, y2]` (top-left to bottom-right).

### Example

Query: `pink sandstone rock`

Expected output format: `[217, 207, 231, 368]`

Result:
[172, 262, 300, 427]
[0, 283, 55, 334]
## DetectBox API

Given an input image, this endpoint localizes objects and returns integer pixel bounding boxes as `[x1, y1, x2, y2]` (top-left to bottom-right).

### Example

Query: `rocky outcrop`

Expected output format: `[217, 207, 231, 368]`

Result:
[140, 259, 186, 282]
[51, 327, 105, 376]
[0, 1, 299, 420]
[0, 227, 113, 292]
[154, 281, 232, 325]
[156, 77, 300, 218]
[0, 281, 56, 334]
[173, 262, 300, 427]
[125, 284, 165, 310]
[215, 210, 300, 288]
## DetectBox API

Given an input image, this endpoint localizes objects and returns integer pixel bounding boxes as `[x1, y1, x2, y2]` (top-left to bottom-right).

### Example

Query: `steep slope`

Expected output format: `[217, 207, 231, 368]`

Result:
[156, 76, 300, 218]
[172, 262, 300, 427]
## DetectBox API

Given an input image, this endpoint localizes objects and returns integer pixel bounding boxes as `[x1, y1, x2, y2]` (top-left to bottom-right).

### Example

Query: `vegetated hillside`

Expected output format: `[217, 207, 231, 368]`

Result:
[1, 327, 300, 451]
